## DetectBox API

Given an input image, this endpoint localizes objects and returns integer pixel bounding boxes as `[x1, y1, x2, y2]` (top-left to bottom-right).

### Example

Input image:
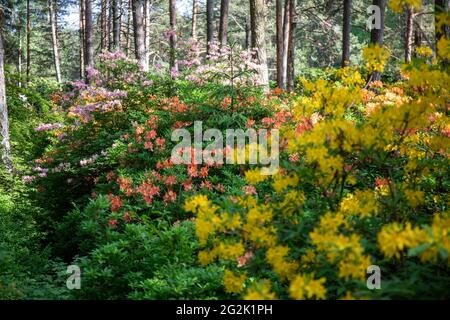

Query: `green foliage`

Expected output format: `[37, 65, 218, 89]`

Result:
[71, 222, 224, 300]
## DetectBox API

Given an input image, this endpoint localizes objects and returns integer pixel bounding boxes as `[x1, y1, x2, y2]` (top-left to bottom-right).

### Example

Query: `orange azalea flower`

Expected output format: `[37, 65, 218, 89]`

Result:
[155, 137, 166, 149]
[215, 184, 225, 193]
[237, 251, 254, 267]
[144, 141, 153, 150]
[123, 212, 132, 223]
[183, 180, 193, 191]
[108, 195, 123, 212]
[108, 219, 118, 228]
[165, 176, 177, 186]
[242, 185, 257, 195]
[199, 166, 209, 178]
[163, 190, 177, 203]
[375, 177, 389, 187]
[187, 165, 198, 178]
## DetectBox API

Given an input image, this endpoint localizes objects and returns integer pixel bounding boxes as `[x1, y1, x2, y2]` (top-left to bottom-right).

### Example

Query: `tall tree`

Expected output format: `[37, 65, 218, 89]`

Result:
[370, 0, 386, 81]
[112, 0, 120, 49]
[245, 16, 251, 49]
[100, 0, 107, 50]
[414, 7, 423, 53]
[206, 0, 214, 54]
[79, 0, 85, 79]
[405, 6, 414, 62]
[108, 0, 113, 50]
[143, 0, 148, 54]
[0, 7, 13, 173]
[126, 0, 132, 55]
[286, 0, 296, 91]
[282, 0, 290, 84]
[435, 0, 449, 46]
[342, 0, 352, 67]
[132, 0, 148, 71]
[84, 0, 94, 79]
[218, 0, 229, 46]
[191, 0, 198, 40]
[17, 5, 23, 85]
[169, 0, 177, 77]
[48, 0, 62, 82]
[26, 0, 30, 83]
[250, 0, 269, 91]
[276, 0, 283, 88]
[275, 0, 291, 90]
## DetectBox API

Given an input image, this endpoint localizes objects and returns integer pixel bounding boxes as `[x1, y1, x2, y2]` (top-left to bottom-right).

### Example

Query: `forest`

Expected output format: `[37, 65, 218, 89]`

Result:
[0, 0, 449, 300]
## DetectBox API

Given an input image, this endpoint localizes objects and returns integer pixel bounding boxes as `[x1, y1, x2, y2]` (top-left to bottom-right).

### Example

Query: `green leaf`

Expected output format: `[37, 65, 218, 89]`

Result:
[407, 243, 432, 257]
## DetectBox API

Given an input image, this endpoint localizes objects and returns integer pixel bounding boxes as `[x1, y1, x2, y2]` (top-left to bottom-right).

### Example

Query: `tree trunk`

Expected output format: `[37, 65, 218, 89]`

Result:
[414, 10, 423, 55]
[281, 0, 290, 89]
[48, 0, 62, 82]
[435, 0, 450, 46]
[286, 0, 296, 91]
[405, 6, 414, 62]
[108, 0, 113, 50]
[206, 0, 214, 54]
[132, 0, 148, 71]
[276, 0, 284, 89]
[0, 11, 13, 173]
[219, 0, 230, 46]
[126, 0, 132, 55]
[113, 0, 120, 49]
[250, 0, 269, 91]
[245, 16, 251, 49]
[192, 0, 198, 40]
[17, 10, 23, 86]
[169, 0, 178, 77]
[370, 0, 386, 81]
[101, 0, 107, 51]
[144, 0, 148, 55]
[80, 0, 85, 79]
[342, 0, 351, 67]
[26, 0, 30, 84]
[84, 0, 94, 79]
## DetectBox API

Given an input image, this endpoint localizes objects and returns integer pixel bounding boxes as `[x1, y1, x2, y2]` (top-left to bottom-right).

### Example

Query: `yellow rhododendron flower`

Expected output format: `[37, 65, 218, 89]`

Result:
[223, 270, 247, 294]
[289, 274, 326, 300]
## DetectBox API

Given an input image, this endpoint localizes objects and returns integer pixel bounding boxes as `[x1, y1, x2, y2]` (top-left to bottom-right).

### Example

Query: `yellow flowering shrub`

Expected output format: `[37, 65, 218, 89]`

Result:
[363, 44, 391, 74]
[183, 26, 449, 300]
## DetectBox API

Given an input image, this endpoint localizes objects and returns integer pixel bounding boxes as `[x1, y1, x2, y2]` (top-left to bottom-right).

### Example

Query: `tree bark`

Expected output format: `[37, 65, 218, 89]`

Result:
[108, 0, 113, 50]
[435, 0, 450, 45]
[342, 0, 351, 67]
[100, 0, 107, 50]
[144, 0, 149, 55]
[286, 0, 296, 91]
[250, 0, 269, 91]
[84, 0, 94, 79]
[126, 0, 132, 55]
[48, 0, 62, 82]
[206, 0, 214, 54]
[113, 0, 120, 49]
[0, 10, 13, 173]
[26, 0, 30, 83]
[80, 0, 85, 79]
[191, 0, 198, 40]
[219, 0, 230, 46]
[281, 0, 290, 89]
[370, 0, 386, 81]
[169, 0, 178, 77]
[405, 6, 414, 62]
[414, 9, 423, 54]
[17, 8, 23, 86]
[276, 0, 284, 89]
[132, 0, 148, 71]
[245, 16, 251, 49]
